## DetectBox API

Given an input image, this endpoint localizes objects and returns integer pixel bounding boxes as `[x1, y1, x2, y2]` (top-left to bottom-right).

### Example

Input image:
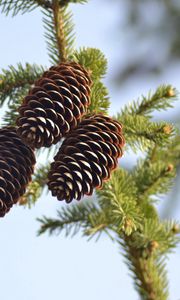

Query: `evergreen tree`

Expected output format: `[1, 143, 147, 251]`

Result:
[0, 1, 180, 299]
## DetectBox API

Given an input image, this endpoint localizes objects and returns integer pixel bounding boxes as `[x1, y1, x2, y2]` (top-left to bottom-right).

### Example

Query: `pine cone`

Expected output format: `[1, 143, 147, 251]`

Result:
[16, 62, 92, 148]
[0, 127, 36, 217]
[48, 114, 125, 203]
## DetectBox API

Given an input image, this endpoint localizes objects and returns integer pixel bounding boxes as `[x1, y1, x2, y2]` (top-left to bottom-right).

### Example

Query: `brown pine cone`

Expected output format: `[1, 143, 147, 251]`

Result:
[0, 127, 36, 217]
[16, 62, 92, 148]
[48, 114, 125, 203]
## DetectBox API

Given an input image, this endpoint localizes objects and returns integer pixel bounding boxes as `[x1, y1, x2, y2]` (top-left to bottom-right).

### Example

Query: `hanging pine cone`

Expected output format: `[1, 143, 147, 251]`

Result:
[48, 114, 125, 203]
[16, 62, 92, 148]
[0, 127, 36, 217]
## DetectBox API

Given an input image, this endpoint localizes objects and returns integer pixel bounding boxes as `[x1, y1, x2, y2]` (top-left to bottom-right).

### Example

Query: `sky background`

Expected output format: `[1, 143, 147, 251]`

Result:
[0, 1, 180, 299]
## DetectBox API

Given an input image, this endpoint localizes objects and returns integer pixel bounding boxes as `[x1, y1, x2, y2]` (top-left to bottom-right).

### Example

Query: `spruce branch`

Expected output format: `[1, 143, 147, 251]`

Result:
[43, 2, 75, 63]
[0, 0, 52, 16]
[72, 48, 108, 81]
[1, 1, 179, 299]
[147, 135, 180, 167]
[133, 133, 179, 203]
[52, 0, 67, 62]
[0, 0, 88, 16]
[37, 202, 110, 239]
[97, 169, 143, 236]
[0, 63, 44, 126]
[121, 85, 177, 117]
[2, 86, 29, 125]
[72, 48, 109, 113]
[88, 81, 110, 114]
[121, 234, 169, 300]
[119, 219, 180, 300]
[125, 220, 180, 255]
[117, 114, 174, 152]
[0, 63, 44, 106]
[134, 160, 176, 200]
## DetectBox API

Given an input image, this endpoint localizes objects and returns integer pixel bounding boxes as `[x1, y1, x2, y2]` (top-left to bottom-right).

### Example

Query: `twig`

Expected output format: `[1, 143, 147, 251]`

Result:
[52, 0, 67, 62]
[123, 234, 167, 300]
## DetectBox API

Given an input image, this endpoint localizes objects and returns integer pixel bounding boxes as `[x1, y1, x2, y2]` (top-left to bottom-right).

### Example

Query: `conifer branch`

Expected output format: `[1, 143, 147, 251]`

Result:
[97, 169, 143, 236]
[37, 202, 109, 238]
[122, 234, 168, 300]
[43, 2, 75, 63]
[134, 161, 176, 200]
[72, 48, 109, 114]
[88, 81, 110, 114]
[0, 63, 44, 126]
[135, 86, 177, 117]
[0, 0, 52, 16]
[2, 87, 29, 125]
[120, 85, 177, 118]
[1, 2, 179, 298]
[52, 0, 67, 62]
[72, 48, 108, 81]
[119, 220, 180, 300]
[147, 135, 180, 167]
[38, 213, 80, 236]
[117, 114, 174, 152]
[0, 63, 44, 106]
[133, 133, 179, 203]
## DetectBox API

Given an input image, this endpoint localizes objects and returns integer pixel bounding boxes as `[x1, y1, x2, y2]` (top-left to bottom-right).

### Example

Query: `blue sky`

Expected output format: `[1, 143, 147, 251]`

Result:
[0, 1, 180, 299]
